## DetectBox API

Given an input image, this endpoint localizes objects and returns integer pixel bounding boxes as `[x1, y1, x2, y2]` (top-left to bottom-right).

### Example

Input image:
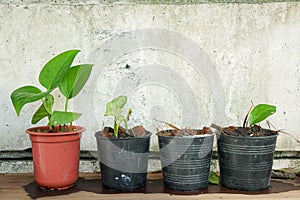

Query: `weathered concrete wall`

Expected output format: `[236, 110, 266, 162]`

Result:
[0, 1, 300, 157]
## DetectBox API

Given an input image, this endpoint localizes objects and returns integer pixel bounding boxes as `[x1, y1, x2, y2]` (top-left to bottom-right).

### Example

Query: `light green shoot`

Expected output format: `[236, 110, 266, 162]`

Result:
[104, 96, 132, 137]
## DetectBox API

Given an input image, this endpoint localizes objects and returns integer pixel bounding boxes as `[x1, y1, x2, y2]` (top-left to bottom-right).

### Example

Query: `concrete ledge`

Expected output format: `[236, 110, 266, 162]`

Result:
[0, 0, 298, 5]
[1, 150, 299, 173]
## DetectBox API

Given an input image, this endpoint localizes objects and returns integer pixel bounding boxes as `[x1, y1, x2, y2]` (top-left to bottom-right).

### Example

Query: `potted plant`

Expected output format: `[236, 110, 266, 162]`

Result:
[10, 50, 93, 190]
[95, 95, 151, 191]
[156, 122, 215, 191]
[217, 103, 278, 191]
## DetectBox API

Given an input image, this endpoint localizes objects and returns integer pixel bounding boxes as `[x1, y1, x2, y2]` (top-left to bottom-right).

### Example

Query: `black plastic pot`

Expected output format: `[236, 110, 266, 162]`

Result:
[217, 133, 278, 191]
[95, 131, 151, 191]
[157, 131, 214, 191]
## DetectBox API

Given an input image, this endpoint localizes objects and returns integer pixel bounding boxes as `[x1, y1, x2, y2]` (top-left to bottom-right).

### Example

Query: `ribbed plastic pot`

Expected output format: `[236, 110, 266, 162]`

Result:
[95, 131, 151, 191]
[157, 131, 214, 191]
[26, 126, 84, 190]
[217, 133, 278, 191]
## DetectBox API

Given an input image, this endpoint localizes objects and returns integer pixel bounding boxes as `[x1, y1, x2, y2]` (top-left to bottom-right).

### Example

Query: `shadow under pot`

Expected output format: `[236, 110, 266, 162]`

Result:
[217, 127, 278, 191]
[95, 131, 151, 191]
[157, 129, 215, 191]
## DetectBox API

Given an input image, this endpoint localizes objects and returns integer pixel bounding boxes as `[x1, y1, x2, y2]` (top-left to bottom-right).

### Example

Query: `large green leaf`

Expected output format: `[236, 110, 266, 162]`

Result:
[48, 111, 81, 126]
[10, 86, 50, 116]
[104, 96, 127, 116]
[31, 95, 54, 124]
[59, 64, 93, 99]
[248, 104, 276, 126]
[39, 50, 80, 90]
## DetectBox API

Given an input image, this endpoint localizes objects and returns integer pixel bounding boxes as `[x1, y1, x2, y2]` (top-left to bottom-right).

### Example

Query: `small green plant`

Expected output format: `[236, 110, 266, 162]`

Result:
[209, 171, 220, 185]
[10, 50, 93, 131]
[104, 95, 132, 138]
[243, 104, 276, 128]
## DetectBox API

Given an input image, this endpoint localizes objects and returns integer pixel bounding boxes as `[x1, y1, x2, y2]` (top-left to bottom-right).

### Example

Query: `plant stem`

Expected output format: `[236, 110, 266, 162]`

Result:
[124, 121, 128, 131]
[154, 119, 180, 130]
[114, 120, 118, 138]
[64, 98, 72, 131]
[48, 115, 55, 130]
[69, 122, 73, 131]
[65, 98, 69, 112]
[124, 108, 131, 132]
[243, 105, 253, 128]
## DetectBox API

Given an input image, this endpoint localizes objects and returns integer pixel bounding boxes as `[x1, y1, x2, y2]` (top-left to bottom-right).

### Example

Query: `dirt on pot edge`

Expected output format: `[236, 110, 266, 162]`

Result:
[31, 125, 81, 133]
[97, 125, 147, 138]
[157, 127, 213, 137]
[221, 125, 278, 137]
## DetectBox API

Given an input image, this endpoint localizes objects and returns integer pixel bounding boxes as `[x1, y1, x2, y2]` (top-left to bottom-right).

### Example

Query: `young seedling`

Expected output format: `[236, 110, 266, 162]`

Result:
[243, 104, 277, 128]
[209, 171, 220, 185]
[104, 95, 132, 138]
[10, 50, 93, 131]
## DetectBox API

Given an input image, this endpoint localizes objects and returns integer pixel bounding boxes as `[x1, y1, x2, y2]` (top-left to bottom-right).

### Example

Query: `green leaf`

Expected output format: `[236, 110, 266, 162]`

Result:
[104, 96, 127, 117]
[10, 86, 50, 116]
[248, 104, 276, 126]
[48, 111, 81, 126]
[59, 64, 93, 99]
[209, 171, 220, 185]
[104, 96, 128, 137]
[39, 50, 80, 90]
[31, 94, 54, 124]
[43, 94, 54, 114]
[116, 115, 126, 122]
[112, 95, 127, 108]
[31, 103, 51, 124]
[104, 103, 121, 116]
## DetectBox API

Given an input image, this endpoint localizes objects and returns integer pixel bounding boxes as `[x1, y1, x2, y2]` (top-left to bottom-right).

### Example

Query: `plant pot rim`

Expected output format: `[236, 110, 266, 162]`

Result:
[157, 129, 215, 138]
[157, 133, 214, 138]
[95, 130, 152, 140]
[26, 125, 85, 136]
[219, 132, 279, 140]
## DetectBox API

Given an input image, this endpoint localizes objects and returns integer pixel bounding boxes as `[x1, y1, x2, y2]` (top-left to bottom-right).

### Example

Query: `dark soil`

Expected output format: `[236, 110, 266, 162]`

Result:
[99, 125, 146, 138]
[157, 127, 212, 137]
[221, 125, 278, 137]
[34, 126, 78, 133]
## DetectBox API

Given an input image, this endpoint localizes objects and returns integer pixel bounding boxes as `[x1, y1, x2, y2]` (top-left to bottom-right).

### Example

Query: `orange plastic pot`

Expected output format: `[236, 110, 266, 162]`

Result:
[26, 126, 84, 190]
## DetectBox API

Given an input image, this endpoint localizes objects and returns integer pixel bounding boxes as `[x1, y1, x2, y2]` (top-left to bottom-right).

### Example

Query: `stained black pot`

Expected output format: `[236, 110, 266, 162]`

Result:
[95, 131, 151, 191]
[217, 133, 278, 191]
[157, 131, 215, 191]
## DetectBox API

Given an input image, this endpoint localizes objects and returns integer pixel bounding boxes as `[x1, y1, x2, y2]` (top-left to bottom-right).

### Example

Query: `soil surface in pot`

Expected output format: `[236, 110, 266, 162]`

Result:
[221, 125, 278, 137]
[98, 125, 146, 138]
[157, 127, 212, 137]
[33, 126, 80, 133]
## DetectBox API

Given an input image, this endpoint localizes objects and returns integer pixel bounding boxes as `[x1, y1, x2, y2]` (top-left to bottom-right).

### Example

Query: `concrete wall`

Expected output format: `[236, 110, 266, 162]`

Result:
[1, 1, 300, 156]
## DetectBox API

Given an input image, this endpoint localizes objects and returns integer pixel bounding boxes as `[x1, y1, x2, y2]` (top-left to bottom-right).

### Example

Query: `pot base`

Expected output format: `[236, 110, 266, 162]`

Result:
[100, 163, 147, 191]
[39, 183, 75, 191]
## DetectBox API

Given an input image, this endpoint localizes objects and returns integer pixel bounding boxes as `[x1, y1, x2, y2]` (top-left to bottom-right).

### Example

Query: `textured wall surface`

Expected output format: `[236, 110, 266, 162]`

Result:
[0, 1, 300, 154]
